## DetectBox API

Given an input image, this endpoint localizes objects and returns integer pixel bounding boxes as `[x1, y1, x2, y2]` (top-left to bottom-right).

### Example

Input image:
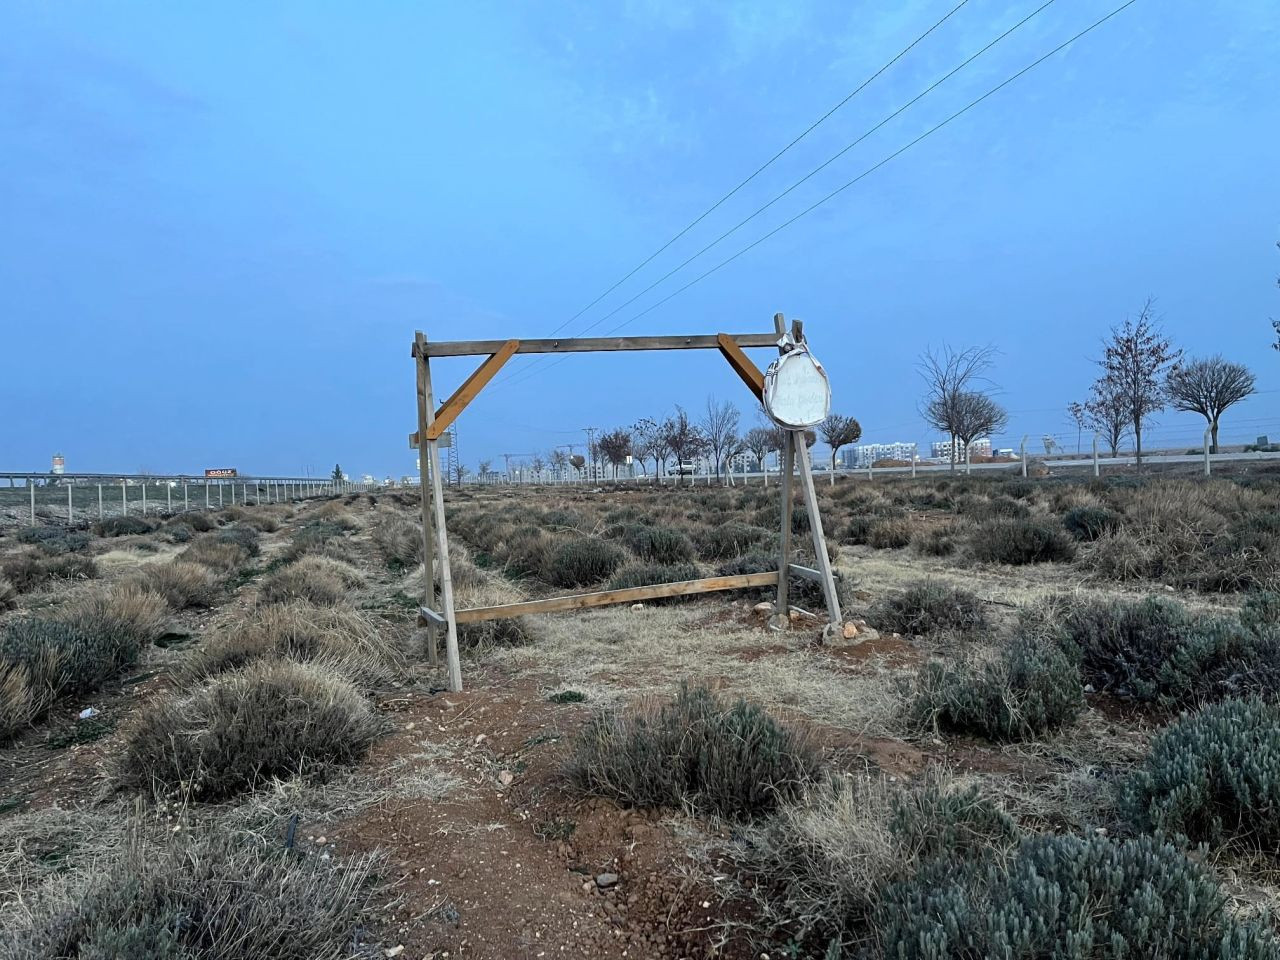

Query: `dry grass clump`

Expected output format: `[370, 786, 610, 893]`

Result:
[450, 557, 538, 649]
[2, 551, 99, 593]
[871, 581, 988, 637]
[545, 537, 626, 588]
[115, 659, 381, 800]
[92, 515, 155, 537]
[1, 826, 382, 960]
[131, 561, 222, 610]
[566, 684, 823, 820]
[867, 517, 913, 549]
[187, 512, 216, 532]
[608, 562, 701, 592]
[182, 602, 402, 687]
[0, 576, 16, 612]
[259, 556, 363, 606]
[970, 517, 1075, 565]
[181, 537, 251, 574]
[370, 514, 422, 570]
[0, 583, 167, 739]
[734, 776, 1019, 953]
[281, 519, 355, 563]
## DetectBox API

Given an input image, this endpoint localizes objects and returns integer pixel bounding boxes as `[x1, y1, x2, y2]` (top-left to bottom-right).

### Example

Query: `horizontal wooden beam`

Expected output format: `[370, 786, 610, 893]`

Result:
[417, 333, 778, 357]
[425, 339, 520, 441]
[454, 571, 779, 623]
[717, 332, 765, 401]
[418, 606, 447, 626]
[788, 563, 844, 583]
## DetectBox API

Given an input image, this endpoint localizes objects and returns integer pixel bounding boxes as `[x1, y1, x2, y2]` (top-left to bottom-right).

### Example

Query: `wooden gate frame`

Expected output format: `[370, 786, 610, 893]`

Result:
[410, 312, 841, 691]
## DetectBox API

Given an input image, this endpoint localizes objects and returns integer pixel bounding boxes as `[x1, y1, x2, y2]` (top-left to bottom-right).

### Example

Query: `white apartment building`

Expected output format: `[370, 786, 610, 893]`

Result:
[841, 442, 919, 469]
[929, 438, 993, 462]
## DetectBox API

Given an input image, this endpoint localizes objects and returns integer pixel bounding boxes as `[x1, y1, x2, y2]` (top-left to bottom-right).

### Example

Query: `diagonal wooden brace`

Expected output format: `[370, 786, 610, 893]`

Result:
[716, 332, 765, 401]
[425, 339, 520, 440]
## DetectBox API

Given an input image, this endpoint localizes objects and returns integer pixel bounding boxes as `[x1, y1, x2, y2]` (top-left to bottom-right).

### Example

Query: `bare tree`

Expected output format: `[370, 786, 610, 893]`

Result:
[597, 428, 633, 480]
[1066, 402, 1087, 455]
[1083, 377, 1129, 457]
[1096, 299, 1181, 470]
[530, 454, 545, 483]
[818, 414, 862, 486]
[918, 344, 999, 471]
[700, 397, 742, 484]
[743, 427, 774, 472]
[952, 391, 1008, 473]
[549, 448, 568, 483]
[632, 417, 671, 482]
[664, 407, 707, 487]
[1167, 356, 1256, 453]
[477, 459, 492, 485]
[451, 462, 469, 485]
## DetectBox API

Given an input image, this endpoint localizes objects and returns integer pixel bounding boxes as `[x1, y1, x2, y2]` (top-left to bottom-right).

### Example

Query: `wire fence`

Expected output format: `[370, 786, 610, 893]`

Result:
[0, 473, 370, 526]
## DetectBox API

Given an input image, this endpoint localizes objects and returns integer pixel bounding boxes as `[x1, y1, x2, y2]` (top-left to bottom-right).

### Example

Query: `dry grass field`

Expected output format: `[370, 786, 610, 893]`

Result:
[3, 465, 1280, 959]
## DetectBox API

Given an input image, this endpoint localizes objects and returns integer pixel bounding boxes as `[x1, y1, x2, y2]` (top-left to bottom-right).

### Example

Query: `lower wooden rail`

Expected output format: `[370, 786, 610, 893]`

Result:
[454, 571, 779, 624]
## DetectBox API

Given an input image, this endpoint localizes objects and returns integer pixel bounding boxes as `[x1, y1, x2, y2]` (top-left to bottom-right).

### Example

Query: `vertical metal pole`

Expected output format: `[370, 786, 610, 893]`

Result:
[1092, 434, 1100, 478]
[68, 483, 73, 522]
[121, 482, 127, 516]
[167, 483, 172, 512]
[1203, 426, 1212, 477]
[1020, 437, 1028, 478]
[414, 332, 439, 667]
[141, 483, 147, 515]
[184, 482, 189, 512]
[218, 482, 223, 507]
[97, 484, 103, 519]
[29, 481, 35, 526]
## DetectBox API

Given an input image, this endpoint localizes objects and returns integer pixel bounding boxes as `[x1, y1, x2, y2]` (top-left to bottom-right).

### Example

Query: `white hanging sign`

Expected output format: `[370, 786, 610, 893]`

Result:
[763, 344, 831, 428]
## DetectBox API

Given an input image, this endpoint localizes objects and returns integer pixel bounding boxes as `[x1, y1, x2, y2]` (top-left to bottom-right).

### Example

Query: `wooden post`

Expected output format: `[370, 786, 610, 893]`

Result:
[414, 331, 439, 666]
[795, 433, 842, 624]
[775, 430, 796, 625]
[426, 353, 463, 692]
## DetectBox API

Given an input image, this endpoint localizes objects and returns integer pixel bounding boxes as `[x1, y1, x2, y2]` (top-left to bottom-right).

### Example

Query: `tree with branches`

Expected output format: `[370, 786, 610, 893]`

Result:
[952, 391, 1008, 473]
[597, 428, 633, 480]
[549, 448, 568, 483]
[664, 407, 707, 487]
[477, 459, 492, 485]
[818, 414, 862, 486]
[633, 417, 672, 484]
[918, 344, 1000, 471]
[330, 464, 344, 484]
[700, 397, 742, 485]
[1082, 377, 1129, 457]
[1166, 356, 1256, 454]
[743, 426, 775, 476]
[1097, 299, 1181, 470]
[451, 462, 469, 485]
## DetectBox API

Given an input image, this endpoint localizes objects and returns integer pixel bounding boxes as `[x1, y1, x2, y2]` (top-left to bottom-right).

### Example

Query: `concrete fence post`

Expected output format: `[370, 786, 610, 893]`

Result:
[68, 484, 73, 522]
[1020, 436, 1029, 479]
[167, 483, 172, 512]
[1092, 434, 1100, 478]
[184, 482, 189, 512]
[141, 483, 147, 516]
[1203, 426, 1212, 477]
[98, 484, 103, 519]
[29, 481, 35, 526]
[121, 482, 127, 516]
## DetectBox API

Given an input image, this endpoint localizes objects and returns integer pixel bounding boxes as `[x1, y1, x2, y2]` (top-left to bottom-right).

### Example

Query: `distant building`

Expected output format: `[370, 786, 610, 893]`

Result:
[930, 438, 992, 462]
[842, 442, 918, 468]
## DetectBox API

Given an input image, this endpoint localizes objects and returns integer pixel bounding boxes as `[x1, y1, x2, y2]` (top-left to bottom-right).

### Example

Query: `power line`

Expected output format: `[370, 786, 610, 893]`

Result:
[546, 0, 973, 338]
[495, 0, 1139, 395]
[559, 0, 1058, 343]
[494, 1, 973, 388]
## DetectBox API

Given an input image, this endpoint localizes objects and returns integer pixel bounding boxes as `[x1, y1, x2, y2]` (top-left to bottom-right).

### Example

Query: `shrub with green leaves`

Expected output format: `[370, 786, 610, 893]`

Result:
[116, 659, 381, 800]
[693, 521, 770, 560]
[623, 524, 696, 564]
[1241, 591, 1280, 633]
[912, 522, 963, 557]
[1122, 697, 1280, 848]
[1, 828, 382, 960]
[215, 524, 261, 557]
[871, 581, 987, 636]
[1056, 596, 1280, 705]
[2, 552, 99, 593]
[971, 517, 1075, 565]
[734, 777, 1019, 954]
[93, 515, 155, 537]
[566, 683, 822, 819]
[907, 637, 1083, 741]
[608, 562, 701, 591]
[878, 833, 1279, 959]
[544, 537, 626, 587]
[1062, 505, 1121, 541]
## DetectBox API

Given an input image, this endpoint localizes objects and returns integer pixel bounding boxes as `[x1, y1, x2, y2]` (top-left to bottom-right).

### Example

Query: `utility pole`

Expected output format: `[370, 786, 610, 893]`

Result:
[583, 427, 597, 483]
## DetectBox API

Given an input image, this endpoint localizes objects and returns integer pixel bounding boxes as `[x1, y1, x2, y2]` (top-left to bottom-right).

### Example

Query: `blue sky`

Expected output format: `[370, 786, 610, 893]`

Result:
[1, 1, 1277, 477]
